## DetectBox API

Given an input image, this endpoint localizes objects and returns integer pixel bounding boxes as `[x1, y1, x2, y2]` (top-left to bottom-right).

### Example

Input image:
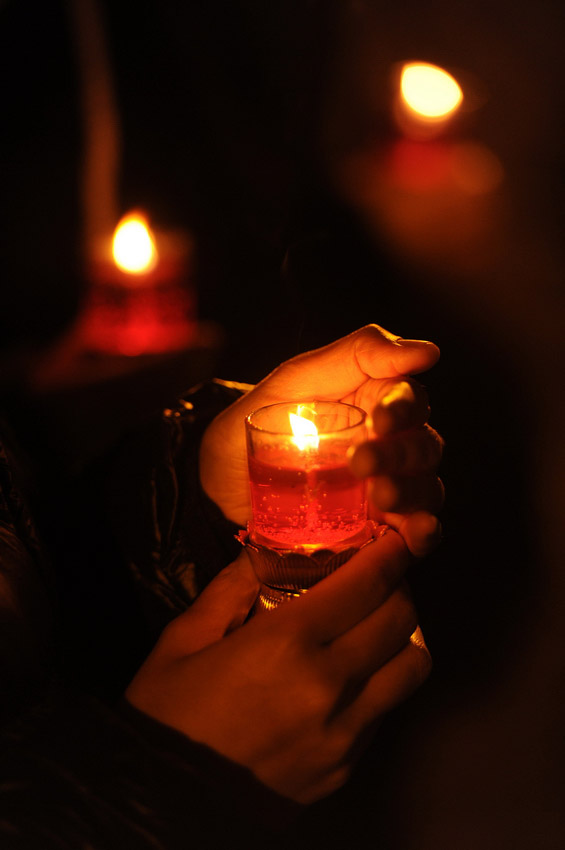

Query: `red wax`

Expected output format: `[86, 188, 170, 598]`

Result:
[248, 454, 367, 548]
[78, 281, 196, 356]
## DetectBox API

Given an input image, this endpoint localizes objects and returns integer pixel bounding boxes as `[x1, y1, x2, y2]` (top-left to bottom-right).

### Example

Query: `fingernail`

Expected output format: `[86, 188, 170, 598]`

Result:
[373, 381, 417, 435]
[395, 339, 441, 364]
[395, 338, 437, 349]
[380, 381, 415, 407]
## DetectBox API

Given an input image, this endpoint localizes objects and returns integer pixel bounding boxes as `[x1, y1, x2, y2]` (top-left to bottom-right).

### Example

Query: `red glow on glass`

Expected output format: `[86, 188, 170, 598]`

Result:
[248, 454, 367, 548]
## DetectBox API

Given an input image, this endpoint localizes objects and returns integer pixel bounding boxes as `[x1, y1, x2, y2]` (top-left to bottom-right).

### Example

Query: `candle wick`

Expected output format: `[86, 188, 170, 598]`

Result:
[304, 468, 320, 531]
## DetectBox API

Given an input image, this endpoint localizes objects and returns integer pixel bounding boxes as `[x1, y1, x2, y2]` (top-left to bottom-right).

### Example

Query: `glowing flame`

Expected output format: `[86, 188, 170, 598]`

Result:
[400, 62, 463, 119]
[112, 213, 158, 273]
[289, 408, 319, 451]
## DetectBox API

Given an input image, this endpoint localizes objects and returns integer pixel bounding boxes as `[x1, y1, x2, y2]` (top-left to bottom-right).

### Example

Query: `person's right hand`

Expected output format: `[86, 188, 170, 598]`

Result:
[125, 529, 431, 804]
[199, 325, 443, 558]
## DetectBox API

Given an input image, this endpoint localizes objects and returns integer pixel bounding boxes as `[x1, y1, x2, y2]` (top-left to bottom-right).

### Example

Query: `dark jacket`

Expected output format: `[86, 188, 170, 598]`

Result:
[0, 380, 297, 849]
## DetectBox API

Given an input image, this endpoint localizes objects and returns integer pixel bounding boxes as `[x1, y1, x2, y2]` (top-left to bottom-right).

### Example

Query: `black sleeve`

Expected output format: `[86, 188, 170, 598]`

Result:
[102, 378, 252, 634]
[0, 685, 301, 850]
[0, 387, 304, 850]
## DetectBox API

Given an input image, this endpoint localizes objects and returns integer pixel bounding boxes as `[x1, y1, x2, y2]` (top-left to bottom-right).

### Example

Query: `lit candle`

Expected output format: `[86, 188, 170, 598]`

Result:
[81, 211, 197, 356]
[69, 1, 198, 360]
[246, 401, 369, 550]
[395, 61, 463, 140]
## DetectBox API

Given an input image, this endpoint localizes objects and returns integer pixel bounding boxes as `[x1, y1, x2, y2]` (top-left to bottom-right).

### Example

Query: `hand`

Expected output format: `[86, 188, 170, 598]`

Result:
[125, 530, 431, 804]
[200, 324, 443, 555]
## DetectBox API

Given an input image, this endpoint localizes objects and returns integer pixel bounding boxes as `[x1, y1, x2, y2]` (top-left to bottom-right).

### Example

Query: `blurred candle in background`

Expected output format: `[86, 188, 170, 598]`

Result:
[80, 210, 197, 356]
[395, 61, 463, 139]
[69, 0, 197, 358]
[334, 57, 505, 281]
[112, 213, 158, 274]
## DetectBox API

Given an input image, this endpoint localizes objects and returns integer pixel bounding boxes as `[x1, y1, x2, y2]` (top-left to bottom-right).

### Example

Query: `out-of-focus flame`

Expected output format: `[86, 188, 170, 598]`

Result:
[400, 62, 463, 120]
[289, 408, 319, 451]
[112, 213, 158, 273]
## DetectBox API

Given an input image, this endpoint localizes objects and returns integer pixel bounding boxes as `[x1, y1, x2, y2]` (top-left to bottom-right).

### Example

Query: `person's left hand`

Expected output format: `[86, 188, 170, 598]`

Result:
[126, 536, 431, 804]
[200, 324, 443, 556]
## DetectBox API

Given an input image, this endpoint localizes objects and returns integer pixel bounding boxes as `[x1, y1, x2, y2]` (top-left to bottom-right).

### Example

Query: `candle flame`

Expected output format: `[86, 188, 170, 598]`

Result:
[289, 409, 319, 451]
[112, 212, 158, 273]
[400, 62, 463, 119]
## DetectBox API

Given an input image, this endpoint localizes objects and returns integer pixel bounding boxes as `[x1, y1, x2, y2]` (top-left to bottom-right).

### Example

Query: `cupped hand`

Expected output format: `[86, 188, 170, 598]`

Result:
[200, 324, 443, 555]
[125, 530, 431, 804]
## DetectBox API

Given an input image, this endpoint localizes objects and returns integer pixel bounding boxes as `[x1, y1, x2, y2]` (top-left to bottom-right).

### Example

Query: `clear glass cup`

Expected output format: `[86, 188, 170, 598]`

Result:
[245, 400, 368, 551]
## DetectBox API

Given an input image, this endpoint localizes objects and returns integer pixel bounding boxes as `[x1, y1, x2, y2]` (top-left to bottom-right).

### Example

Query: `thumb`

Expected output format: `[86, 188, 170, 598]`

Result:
[165, 551, 259, 654]
[262, 325, 440, 402]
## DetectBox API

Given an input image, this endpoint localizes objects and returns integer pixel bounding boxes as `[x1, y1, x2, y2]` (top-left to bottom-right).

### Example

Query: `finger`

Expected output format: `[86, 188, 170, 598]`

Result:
[328, 585, 418, 688]
[367, 474, 445, 514]
[374, 510, 442, 558]
[289, 528, 412, 644]
[161, 551, 259, 654]
[257, 325, 440, 404]
[337, 632, 432, 730]
[350, 425, 444, 478]
[356, 378, 431, 436]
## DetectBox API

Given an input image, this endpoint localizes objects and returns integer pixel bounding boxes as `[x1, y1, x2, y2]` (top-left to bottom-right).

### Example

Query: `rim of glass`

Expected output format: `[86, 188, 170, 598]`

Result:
[245, 400, 366, 437]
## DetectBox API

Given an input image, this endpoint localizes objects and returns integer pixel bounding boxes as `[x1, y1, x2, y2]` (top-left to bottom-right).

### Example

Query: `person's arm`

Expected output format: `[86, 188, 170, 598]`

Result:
[0, 422, 293, 849]
[25, 323, 436, 840]
[0, 680, 298, 849]
[0, 532, 426, 847]
[125, 532, 431, 805]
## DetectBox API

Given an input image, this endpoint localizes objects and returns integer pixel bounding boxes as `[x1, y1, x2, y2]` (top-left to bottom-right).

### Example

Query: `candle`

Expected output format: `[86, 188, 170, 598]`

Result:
[246, 401, 368, 551]
[394, 61, 463, 140]
[80, 211, 197, 356]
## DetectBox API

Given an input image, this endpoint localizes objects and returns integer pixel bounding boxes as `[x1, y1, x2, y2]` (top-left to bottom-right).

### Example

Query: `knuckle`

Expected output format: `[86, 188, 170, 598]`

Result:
[359, 323, 390, 341]
[325, 764, 352, 795]
[424, 425, 445, 460]
[371, 534, 410, 590]
[327, 724, 355, 760]
[307, 674, 336, 718]
[285, 651, 336, 719]
[214, 560, 244, 584]
[156, 615, 186, 652]
[304, 765, 352, 803]
[414, 429, 441, 471]
[402, 511, 442, 557]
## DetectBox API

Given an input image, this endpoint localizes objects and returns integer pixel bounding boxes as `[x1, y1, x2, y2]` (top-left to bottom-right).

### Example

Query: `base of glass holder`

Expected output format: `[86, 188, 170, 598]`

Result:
[237, 521, 385, 612]
[254, 585, 309, 613]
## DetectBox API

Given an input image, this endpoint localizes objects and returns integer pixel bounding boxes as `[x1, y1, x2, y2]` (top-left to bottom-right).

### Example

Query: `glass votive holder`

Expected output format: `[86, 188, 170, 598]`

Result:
[242, 401, 376, 610]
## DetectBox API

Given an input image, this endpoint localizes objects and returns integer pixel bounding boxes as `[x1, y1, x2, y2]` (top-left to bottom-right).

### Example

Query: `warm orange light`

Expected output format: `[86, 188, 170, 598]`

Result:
[400, 62, 463, 119]
[449, 142, 504, 195]
[112, 213, 158, 273]
[289, 408, 319, 451]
